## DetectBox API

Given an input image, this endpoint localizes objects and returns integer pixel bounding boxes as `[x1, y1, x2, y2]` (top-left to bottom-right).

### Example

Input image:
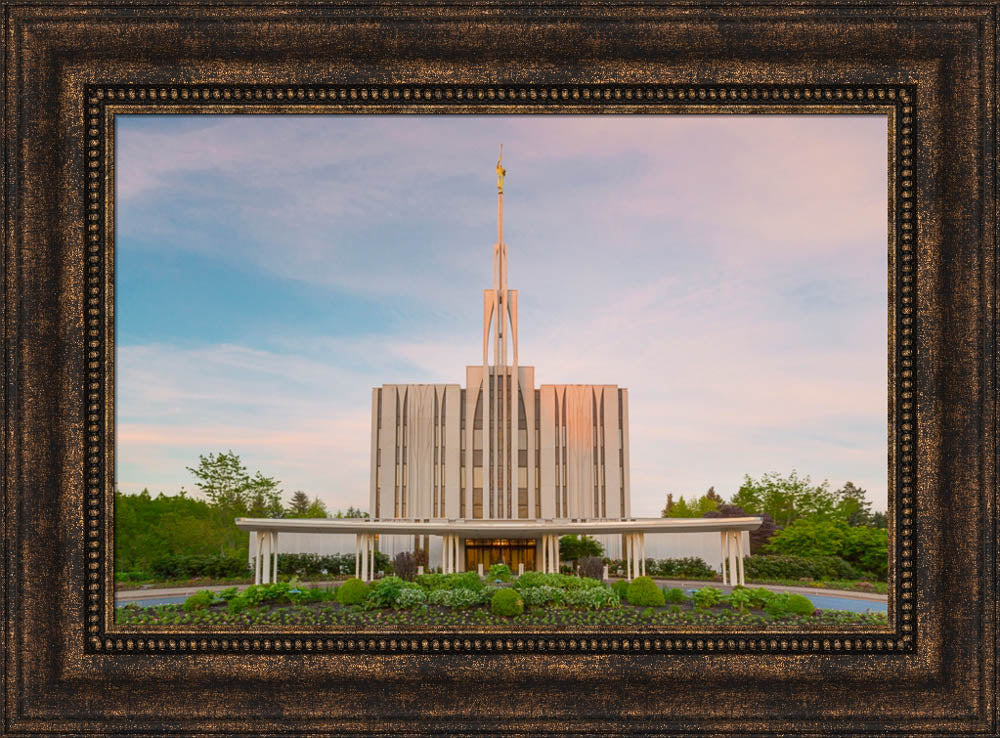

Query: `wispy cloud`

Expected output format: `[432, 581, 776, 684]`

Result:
[115, 114, 889, 514]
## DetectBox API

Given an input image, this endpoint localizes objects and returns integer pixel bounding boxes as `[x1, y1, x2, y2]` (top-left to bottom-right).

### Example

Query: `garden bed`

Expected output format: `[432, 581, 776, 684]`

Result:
[115, 568, 888, 631]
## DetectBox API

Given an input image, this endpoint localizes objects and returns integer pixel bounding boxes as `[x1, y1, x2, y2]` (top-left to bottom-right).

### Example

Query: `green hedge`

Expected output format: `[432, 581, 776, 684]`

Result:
[149, 553, 250, 580]
[743, 554, 861, 582]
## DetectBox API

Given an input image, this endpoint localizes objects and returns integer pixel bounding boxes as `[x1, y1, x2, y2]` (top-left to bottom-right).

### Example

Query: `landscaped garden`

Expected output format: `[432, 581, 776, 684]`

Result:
[115, 564, 888, 631]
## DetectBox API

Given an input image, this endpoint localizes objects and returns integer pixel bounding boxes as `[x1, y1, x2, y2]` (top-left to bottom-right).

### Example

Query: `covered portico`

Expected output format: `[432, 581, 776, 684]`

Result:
[236, 516, 761, 586]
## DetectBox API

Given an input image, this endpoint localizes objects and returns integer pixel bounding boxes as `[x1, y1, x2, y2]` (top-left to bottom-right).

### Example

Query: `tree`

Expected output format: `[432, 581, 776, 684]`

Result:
[730, 470, 835, 528]
[663, 489, 720, 518]
[185, 451, 250, 514]
[334, 506, 369, 519]
[287, 491, 311, 517]
[559, 535, 604, 562]
[661, 493, 675, 518]
[304, 497, 329, 518]
[833, 481, 875, 527]
[245, 471, 283, 517]
[870, 510, 888, 529]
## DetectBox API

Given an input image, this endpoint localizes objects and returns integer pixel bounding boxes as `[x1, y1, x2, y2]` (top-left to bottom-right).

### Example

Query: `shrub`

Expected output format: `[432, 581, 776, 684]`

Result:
[691, 586, 723, 609]
[785, 593, 815, 616]
[577, 556, 605, 581]
[444, 572, 485, 591]
[611, 580, 630, 601]
[182, 590, 215, 612]
[150, 553, 250, 581]
[487, 563, 513, 583]
[227, 595, 250, 614]
[335, 578, 370, 606]
[427, 587, 482, 608]
[563, 586, 620, 610]
[645, 557, 716, 579]
[395, 586, 427, 609]
[515, 571, 560, 589]
[764, 519, 887, 580]
[663, 587, 688, 604]
[370, 576, 405, 608]
[626, 576, 665, 607]
[217, 587, 239, 601]
[393, 551, 418, 581]
[744, 554, 859, 582]
[520, 585, 565, 607]
[725, 587, 752, 612]
[747, 587, 777, 609]
[490, 588, 524, 617]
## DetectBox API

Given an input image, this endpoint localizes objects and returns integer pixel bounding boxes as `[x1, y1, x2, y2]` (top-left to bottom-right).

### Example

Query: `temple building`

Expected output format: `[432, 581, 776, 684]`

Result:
[368, 149, 630, 571]
[237, 151, 760, 581]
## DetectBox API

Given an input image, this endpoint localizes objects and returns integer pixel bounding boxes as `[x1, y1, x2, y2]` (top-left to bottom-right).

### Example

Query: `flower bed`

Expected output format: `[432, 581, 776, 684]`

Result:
[116, 576, 888, 631]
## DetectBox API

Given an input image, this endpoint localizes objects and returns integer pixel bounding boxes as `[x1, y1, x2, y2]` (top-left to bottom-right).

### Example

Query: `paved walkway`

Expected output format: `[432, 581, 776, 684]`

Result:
[115, 577, 886, 603]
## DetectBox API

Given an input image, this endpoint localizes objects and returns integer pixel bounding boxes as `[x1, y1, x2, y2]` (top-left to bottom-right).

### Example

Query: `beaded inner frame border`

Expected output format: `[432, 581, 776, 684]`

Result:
[84, 83, 915, 657]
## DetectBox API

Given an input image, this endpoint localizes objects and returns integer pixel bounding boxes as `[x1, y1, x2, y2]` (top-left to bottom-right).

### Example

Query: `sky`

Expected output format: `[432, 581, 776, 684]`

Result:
[115, 113, 889, 516]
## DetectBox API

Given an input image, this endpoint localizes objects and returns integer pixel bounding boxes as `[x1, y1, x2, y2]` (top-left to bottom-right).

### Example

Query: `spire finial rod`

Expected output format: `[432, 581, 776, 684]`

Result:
[496, 144, 505, 194]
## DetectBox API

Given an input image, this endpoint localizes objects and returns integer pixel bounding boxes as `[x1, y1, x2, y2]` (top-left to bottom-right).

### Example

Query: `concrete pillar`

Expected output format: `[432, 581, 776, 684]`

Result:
[736, 531, 746, 586]
[624, 533, 631, 580]
[254, 532, 262, 585]
[477, 562, 484, 577]
[272, 532, 279, 583]
[728, 531, 738, 589]
[720, 531, 728, 585]
[602, 564, 609, 581]
[518, 562, 524, 576]
[640, 533, 646, 576]
[555, 536, 561, 573]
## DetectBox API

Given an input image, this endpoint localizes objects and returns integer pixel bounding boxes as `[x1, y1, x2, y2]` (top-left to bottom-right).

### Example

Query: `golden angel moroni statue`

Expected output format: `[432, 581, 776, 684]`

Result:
[496, 144, 506, 194]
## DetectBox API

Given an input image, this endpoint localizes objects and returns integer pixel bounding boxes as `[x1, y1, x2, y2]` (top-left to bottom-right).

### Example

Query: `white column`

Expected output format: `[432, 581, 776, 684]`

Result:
[720, 531, 728, 585]
[737, 531, 746, 586]
[370, 534, 376, 579]
[624, 533, 631, 580]
[640, 533, 646, 576]
[728, 531, 738, 588]
[272, 532, 279, 583]
[555, 536, 561, 573]
[355, 534, 361, 578]
[443, 535, 449, 574]
[254, 532, 262, 585]
[361, 534, 368, 581]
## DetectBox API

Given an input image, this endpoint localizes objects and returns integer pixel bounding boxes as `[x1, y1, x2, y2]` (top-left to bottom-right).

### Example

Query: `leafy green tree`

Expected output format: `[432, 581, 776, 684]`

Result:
[731, 470, 835, 528]
[185, 451, 250, 513]
[305, 497, 329, 518]
[869, 510, 888, 529]
[663, 488, 720, 518]
[764, 517, 888, 579]
[245, 471, 283, 518]
[559, 534, 604, 562]
[334, 506, 369, 519]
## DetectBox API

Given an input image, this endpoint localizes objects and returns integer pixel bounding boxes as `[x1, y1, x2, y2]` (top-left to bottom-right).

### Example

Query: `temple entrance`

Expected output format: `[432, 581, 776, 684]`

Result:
[465, 538, 537, 573]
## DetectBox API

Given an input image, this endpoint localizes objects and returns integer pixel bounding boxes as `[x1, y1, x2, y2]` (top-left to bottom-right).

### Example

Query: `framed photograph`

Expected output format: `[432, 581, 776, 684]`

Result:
[3, 3, 997, 736]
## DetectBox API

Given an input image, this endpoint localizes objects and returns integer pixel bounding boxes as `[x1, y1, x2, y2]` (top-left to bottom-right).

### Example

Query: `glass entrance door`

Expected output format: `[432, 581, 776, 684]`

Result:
[464, 538, 537, 573]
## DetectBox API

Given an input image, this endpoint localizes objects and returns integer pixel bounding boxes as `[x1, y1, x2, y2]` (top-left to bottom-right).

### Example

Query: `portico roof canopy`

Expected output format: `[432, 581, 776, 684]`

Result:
[235, 516, 763, 537]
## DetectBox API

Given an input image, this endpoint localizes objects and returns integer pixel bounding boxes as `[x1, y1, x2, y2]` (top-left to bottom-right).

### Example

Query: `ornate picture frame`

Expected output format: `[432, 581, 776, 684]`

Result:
[2, 3, 997, 735]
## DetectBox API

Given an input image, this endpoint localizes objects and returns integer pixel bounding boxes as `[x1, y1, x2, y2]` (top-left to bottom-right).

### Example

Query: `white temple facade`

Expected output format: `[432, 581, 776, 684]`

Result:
[238, 151, 759, 580]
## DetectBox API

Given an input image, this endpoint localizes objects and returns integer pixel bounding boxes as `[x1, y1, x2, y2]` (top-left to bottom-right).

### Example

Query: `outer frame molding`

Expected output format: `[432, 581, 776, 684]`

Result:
[3, 4, 997, 736]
